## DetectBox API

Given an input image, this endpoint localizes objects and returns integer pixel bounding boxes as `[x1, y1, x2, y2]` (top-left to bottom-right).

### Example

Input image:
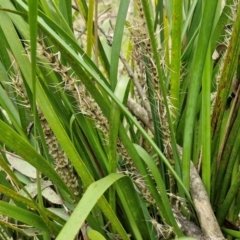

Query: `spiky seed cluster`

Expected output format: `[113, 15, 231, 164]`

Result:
[39, 112, 79, 195]
[37, 42, 110, 138]
[117, 140, 160, 206]
[10, 66, 79, 195]
[10, 74, 30, 109]
[167, 193, 190, 215]
[116, 140, 135, 168]
[76, 86, 109, 137]
[149, 217, 173, 239]
[37, 41, 138, 172]
[118, 169, 155, 205]
[131, 0, 175, 190]
[130, 5, 149, 93]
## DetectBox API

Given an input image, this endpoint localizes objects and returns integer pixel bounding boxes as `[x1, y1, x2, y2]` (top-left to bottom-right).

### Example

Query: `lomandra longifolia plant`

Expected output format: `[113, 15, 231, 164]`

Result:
[0, 0, 239, 239]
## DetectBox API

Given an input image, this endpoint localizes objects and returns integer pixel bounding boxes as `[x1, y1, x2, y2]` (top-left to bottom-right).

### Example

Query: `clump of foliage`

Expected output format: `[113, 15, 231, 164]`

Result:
[0, 0, 239, 239]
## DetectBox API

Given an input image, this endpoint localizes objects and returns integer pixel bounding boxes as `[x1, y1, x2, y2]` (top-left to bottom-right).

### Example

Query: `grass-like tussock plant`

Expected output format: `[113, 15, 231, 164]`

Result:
[0, 0, 239, 239]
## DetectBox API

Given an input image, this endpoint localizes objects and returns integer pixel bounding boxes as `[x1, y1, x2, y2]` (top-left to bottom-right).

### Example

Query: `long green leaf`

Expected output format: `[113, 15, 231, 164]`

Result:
[108, 77, 129, 214]
[56, 174, 143, 240]
[86, 0, 94, 57]
[0, 201, 50, 233]
[201, 46, 212, 197]
[110, 0, 130, 90]
[170, 0, 183, 123]
[182, 0, 218, 190]
[217, 172, 240, 225]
